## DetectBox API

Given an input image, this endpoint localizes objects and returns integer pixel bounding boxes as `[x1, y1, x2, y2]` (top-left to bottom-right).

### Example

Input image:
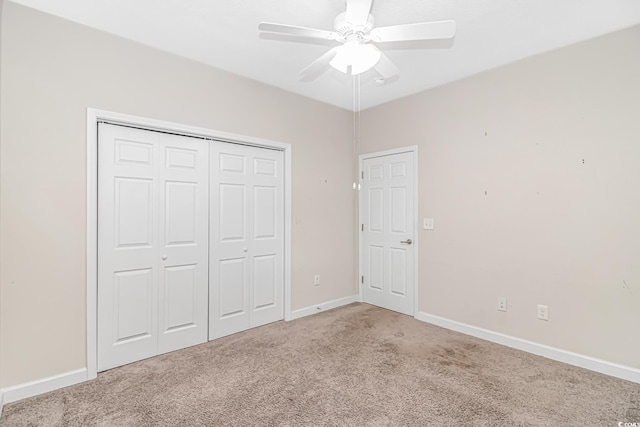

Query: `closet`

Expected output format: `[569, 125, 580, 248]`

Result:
[97, 123, 284, 371]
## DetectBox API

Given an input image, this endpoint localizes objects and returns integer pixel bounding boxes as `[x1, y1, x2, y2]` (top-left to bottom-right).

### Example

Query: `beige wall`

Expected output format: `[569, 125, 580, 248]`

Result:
[361, 25, 640, 368]
[0, 2, 357, 388]
[0, 0, 4, 394]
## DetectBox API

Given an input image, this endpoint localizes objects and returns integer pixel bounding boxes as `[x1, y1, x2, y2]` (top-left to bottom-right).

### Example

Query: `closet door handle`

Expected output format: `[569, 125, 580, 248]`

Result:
[161, 255, 168, 260]
[400, 239, 412, 245]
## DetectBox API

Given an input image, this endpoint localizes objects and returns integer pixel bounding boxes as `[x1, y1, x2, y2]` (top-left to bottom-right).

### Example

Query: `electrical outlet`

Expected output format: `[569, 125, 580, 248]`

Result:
[537, 304, 548, 321]
[423, 218, 434, 230]
[314, 274, 320, 286]
[498, 297, 507, 312]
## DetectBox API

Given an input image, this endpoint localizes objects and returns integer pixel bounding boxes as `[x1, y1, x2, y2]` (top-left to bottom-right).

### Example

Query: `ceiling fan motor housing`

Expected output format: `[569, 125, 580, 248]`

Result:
[333, 12, 375, 41]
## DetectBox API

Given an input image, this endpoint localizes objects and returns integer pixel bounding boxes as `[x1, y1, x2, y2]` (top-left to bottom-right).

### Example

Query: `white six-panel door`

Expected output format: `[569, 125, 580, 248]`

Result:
[361, 151, 415, 316]
[98, 124, 209, 371]
[209, 144, 284, 339]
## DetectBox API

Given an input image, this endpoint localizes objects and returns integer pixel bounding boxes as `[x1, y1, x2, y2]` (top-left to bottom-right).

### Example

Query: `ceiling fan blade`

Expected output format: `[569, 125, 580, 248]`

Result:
[345, 0, 373, 26]
[300, 48, 339, 82]
[259, 22, 340, 41]
[372, 47, 399, 79]
[259, 32, 338, 47]
[370, 20, 456, 43]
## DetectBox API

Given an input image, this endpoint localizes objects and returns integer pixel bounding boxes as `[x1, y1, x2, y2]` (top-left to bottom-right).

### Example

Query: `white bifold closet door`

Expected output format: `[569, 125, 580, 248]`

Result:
[209, 143, 284, 340]
[98, 124, 209, 371]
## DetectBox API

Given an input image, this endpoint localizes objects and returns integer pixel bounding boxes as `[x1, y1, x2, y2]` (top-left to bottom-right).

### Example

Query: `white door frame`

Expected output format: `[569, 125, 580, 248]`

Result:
[86, 108, 292, 379]
[358, 146, 419, 317]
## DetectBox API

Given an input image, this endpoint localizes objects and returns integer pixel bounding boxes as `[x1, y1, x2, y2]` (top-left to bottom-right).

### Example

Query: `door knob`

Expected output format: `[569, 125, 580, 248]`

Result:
[400, 239, 413, 245]
[161, 255, 168, 260]
[243, 247, 248, 253]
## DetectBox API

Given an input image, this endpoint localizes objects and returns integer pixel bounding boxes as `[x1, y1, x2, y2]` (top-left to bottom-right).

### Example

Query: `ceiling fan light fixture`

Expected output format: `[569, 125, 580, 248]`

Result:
[329, 41, 380, 75]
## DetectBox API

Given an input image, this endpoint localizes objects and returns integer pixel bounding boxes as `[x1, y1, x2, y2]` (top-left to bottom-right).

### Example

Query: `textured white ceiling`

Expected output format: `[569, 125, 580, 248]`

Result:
[8, 0, 640, 111]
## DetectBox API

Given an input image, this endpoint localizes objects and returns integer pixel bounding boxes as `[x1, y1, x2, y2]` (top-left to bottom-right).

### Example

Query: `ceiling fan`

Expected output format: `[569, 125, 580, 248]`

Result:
[258, 0, 456, 82]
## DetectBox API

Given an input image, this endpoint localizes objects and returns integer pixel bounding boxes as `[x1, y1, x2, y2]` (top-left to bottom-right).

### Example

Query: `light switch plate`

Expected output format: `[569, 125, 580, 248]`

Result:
[423, 218, 434, 230]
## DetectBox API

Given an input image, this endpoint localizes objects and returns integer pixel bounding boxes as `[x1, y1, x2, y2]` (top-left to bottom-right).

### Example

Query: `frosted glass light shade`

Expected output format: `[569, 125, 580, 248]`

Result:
[329, 42, 381, 75]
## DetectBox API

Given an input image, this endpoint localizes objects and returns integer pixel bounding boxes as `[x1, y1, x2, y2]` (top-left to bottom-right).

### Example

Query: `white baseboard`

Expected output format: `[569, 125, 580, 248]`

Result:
[290, 295, 359, 320]
[416, 311, 640, 384]
[3, 307, 633, 416]
[0, 368, 88, 406]
[0, 296, 354, 410]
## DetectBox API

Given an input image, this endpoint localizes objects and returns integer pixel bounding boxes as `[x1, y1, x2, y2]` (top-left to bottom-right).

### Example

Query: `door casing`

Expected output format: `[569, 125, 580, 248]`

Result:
[86, 108, 292, 380]
[358, 146, 419, 317]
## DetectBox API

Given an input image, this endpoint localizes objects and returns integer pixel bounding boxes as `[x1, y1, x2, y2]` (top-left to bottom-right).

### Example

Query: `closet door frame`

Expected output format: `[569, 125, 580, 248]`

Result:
[86, 108, 292, 380]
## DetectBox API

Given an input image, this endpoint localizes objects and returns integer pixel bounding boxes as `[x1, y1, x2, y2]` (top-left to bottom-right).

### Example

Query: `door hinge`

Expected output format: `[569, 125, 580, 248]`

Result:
[361, 224, 364, 231]
[361, 276, 364, 284]
[361, 171, 364, 179]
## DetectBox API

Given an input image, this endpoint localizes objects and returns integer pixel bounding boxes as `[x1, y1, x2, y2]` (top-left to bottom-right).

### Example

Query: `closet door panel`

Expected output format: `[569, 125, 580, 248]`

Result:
[98, 124, 209, 371]
[209, 144, 284, 340]
[157, 134, 209, 354]
[98, 125, 160, 371]
[249, 149, 284, 328]
[209, 146, 251, 339]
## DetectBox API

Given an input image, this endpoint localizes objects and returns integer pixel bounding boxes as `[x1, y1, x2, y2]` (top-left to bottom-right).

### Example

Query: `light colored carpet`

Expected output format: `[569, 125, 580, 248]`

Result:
[1, 303, 639, 426]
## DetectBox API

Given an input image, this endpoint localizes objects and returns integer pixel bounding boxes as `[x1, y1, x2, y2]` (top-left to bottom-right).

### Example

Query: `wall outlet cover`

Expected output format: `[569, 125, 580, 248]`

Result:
[537, 304, 548, 320]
